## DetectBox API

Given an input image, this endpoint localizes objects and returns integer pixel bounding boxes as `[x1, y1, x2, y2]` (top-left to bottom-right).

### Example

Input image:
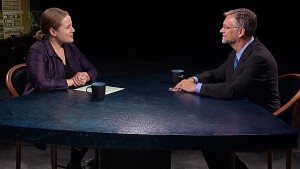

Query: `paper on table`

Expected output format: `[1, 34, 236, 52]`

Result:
[74, 85, 125, 95]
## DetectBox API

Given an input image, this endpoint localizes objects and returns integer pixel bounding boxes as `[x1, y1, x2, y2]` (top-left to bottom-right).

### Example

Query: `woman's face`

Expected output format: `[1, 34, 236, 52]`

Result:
[54, 15, 75, 44]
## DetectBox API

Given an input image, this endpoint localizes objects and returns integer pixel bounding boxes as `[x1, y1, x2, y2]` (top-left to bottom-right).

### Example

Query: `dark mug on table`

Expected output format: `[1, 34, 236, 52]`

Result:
[86, 82, 106, 101]
[171, 69, 184, 85]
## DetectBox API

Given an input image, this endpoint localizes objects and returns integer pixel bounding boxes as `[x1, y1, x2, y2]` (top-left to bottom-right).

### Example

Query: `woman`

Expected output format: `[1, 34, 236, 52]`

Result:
[24, 7, 98, 169]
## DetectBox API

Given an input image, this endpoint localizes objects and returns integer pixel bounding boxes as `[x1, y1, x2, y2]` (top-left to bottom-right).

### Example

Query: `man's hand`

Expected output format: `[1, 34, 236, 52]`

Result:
[171, 78, 196, 92]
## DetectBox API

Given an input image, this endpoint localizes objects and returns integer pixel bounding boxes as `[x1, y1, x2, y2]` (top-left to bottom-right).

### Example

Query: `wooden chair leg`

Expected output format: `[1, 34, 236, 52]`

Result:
[267, 150, 273, 169]
[51, 144, 57, 169]
[16, 140, 21, 169]
[95, 149, 100, 169]
[230, 151, 236, 169]
[286, 149, 292, 169]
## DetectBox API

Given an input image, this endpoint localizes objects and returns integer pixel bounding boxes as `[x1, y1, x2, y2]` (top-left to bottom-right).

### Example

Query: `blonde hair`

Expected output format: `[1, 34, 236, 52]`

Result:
[34, 7, 69, 40]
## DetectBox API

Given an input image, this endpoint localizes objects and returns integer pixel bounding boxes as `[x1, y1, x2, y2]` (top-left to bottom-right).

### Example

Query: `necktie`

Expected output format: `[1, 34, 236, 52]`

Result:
[234, 57, 238, 70]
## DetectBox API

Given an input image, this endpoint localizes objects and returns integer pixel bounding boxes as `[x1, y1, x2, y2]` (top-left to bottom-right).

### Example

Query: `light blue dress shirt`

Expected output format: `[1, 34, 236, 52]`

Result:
[194, 37, 254, 94]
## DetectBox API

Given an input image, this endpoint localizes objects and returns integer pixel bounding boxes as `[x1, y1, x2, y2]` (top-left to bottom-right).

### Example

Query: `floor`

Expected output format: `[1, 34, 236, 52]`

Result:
[0, 141, 300, 169]
[0, 59, 300, 169]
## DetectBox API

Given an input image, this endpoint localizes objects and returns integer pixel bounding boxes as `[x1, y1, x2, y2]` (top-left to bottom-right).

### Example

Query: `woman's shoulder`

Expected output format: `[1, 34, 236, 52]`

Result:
[30, 39, 47, 49]
[28, 39, 55, 57]
[63, 43, 81, 55]
[63, 42, 78, 50]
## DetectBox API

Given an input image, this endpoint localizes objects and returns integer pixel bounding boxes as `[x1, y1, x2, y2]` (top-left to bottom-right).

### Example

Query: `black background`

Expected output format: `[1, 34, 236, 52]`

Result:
[4, 0, 300, 77]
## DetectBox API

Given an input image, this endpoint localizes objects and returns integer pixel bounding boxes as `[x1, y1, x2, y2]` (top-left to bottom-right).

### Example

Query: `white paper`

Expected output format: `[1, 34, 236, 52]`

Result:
[74, 85, 125, 95]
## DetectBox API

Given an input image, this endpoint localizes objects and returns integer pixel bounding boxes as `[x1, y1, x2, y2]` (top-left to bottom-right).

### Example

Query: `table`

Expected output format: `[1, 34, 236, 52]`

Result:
[0, 72, 298, 168]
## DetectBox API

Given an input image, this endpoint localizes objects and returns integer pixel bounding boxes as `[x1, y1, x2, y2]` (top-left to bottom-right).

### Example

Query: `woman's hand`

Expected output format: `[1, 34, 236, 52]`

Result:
[72, 72, 90, 87]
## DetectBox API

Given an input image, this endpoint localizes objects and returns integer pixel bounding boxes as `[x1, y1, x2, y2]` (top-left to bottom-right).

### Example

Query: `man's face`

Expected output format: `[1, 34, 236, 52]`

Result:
[220, 15, 240, 45]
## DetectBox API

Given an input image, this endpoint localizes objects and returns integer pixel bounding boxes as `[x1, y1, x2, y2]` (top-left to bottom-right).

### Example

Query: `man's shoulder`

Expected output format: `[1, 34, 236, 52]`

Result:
[247, 38, 272, 54]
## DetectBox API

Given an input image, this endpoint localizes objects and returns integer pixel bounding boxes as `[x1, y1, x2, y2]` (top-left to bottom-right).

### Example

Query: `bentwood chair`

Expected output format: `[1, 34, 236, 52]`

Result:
[269, 73, 300, 169]
[6, 63, 100, 169]
[6, 63, 60, 169]
[6, 63, 27, 98]
[231, 73, 300, 169]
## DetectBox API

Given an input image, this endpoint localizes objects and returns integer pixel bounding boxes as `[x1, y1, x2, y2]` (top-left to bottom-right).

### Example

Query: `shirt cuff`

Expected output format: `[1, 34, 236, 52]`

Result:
[195, 83, 202, 94]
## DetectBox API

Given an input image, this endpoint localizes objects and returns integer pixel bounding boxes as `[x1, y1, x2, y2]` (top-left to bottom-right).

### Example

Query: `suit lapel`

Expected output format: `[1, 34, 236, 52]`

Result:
[231, 38, 260, 79]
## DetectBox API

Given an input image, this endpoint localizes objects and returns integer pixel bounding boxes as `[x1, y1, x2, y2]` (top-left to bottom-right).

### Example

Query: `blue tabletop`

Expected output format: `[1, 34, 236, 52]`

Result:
[0, 72, 298, 150]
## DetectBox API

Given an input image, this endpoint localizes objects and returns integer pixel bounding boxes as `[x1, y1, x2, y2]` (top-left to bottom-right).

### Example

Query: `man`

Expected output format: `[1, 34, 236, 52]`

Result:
[172, 8, 280, 169]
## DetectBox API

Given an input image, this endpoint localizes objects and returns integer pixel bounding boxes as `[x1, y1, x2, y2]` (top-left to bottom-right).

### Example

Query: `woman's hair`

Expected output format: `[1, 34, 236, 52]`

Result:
[35, 7, 69, 40]
[224, 8, 257, 37]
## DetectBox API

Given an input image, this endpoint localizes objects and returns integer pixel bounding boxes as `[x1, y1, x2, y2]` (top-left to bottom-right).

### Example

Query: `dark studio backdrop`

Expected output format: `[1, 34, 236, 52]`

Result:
[1, 0, 299, 80]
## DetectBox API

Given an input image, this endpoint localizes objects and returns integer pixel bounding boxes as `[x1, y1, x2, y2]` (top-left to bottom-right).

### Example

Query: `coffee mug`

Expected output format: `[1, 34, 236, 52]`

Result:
[86, 82, 106, 101]
[171, 69, 184, 85]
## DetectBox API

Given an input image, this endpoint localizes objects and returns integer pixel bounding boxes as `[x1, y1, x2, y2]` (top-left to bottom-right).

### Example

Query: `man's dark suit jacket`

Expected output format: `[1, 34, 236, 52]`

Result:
[196, 38, 280, 112]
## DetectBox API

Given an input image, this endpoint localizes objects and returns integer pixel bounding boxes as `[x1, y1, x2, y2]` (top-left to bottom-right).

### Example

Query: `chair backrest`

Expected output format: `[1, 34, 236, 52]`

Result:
[5, 63, 27, 98]
[273, 74, 300, 129]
